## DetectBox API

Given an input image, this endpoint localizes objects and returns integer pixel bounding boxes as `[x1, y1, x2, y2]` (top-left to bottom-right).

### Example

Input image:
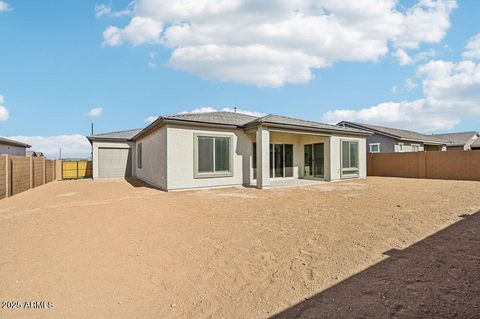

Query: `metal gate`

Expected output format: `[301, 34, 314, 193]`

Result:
[62, 160, 93, 179]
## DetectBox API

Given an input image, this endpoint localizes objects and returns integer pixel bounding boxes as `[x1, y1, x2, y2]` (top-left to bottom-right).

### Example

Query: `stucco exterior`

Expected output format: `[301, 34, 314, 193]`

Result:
[0, 144, 27, 156]
[166, 124, 251, 191]
[92, 141, 135, 179]
[135, 126, 167, 190]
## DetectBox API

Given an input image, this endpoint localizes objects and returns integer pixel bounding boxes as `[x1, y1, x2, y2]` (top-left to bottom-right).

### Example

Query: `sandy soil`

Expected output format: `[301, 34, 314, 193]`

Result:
[0, 177, 479, 319]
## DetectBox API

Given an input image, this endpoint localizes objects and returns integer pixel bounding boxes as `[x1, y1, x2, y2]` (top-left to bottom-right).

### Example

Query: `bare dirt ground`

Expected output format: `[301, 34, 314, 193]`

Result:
[0, 177, 479, 319]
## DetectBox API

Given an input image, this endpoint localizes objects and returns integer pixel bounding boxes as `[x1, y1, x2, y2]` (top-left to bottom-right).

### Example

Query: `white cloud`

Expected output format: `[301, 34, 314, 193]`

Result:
[404, 78, 418, 91]
[95, 2, 135, 18]
[102, 0, 457, 87]
[393, 48, 437, 65]
[0, 95, 9, 121]
[463, 33, 480, 60]
[179, 107, 265, 117]
[393, 49, 414, 65]
[144, 116, 157, 123]
[7, 135, 91, 159]
[322, 57, 480, 132]
[0, 1, 11, 12]
[103, 16, 163, 46]
[88, 107, 103, 117]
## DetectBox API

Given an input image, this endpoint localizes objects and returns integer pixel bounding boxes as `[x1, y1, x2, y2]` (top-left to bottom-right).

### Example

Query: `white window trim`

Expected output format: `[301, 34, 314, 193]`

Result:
[398, 143, 404, 152]
[193, 133, 234, 179]
[369, 143, 381, 153]
[411, 144, 421, 152]
[340, 139, 360, 179]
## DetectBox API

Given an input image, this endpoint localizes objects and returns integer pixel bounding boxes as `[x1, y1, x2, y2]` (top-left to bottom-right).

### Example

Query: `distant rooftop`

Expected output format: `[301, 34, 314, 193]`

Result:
[338, 121, 448, 144]
[0, 136, 31, 148]
[431, 131, 479, 147]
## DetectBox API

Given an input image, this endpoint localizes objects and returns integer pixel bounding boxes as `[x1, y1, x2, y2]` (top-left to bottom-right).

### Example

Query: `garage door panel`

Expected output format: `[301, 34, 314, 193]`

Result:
[98, 148, 132, 178]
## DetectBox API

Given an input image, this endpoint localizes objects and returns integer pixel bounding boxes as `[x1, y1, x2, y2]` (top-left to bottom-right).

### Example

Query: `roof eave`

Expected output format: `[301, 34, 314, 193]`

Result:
[247, 121, 371, 136]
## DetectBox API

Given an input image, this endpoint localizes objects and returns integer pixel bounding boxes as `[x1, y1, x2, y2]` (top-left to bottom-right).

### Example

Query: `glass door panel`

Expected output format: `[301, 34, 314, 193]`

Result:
[274, 144, 284, 177]
[313, 143, 324, 178]
[284, 144, 293, 177]
[304, 145, 313, 177]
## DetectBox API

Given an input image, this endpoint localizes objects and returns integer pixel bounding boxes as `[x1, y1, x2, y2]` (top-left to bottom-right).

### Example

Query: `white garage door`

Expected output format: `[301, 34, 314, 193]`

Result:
[98, 148, 132, 178]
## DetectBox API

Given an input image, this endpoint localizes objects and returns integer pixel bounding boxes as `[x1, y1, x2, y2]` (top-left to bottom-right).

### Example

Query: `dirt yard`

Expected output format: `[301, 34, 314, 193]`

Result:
[0, 177, 479, 318]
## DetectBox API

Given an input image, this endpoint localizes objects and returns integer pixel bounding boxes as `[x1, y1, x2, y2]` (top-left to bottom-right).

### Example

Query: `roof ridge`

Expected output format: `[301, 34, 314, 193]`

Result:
[91, 127, 143, 137]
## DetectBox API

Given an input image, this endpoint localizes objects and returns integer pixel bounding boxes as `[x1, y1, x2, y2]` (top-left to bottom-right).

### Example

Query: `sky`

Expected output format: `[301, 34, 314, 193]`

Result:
[0, 0, 479, 158]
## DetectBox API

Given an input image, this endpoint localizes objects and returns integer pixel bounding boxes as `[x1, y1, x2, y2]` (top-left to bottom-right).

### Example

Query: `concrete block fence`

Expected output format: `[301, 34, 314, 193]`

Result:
[0, 155, 62, 200]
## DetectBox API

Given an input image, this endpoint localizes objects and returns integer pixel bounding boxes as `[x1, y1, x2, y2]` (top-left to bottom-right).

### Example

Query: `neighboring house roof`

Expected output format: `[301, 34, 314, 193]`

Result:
[472, 138, 480, 149]
[87, 128, 143, 142]
[133, 112, 370, 140]
[430, 131, 479, 147]
[0, 136, 31, 148]
[337, 121, 448, 145]
[26, 151, 45, 157]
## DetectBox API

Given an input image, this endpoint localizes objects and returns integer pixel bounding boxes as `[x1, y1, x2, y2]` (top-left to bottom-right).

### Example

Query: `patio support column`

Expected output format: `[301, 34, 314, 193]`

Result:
[256, 126, 270, 189]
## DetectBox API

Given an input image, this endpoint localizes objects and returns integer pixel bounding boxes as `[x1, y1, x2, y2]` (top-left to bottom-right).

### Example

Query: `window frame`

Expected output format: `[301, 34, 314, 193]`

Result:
[137, 142, 143, 169]
[411, 144, 421, 152]
[369, 143, 381, 153]
[398, 143, 404, 152]
[193, 133, 234, 179]
[341, 139, 360, 179]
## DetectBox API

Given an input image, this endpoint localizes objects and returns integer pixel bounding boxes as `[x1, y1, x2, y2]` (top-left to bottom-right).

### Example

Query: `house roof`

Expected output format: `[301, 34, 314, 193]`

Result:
[0, 136, 31, 148]
[90, 112, 370, 142]
[472, 138, 480, 148]
[132, 112, 370, 140]
[430, 131, 479, 147]
[161, 112, 258, 127]
[87, 128, 143, 142]
[337, 121, 448, 144]
[245, 114, 370, 135]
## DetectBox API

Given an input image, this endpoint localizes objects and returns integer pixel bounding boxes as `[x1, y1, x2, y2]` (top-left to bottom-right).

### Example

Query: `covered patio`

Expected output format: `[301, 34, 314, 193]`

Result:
[247, 125, 367, 189]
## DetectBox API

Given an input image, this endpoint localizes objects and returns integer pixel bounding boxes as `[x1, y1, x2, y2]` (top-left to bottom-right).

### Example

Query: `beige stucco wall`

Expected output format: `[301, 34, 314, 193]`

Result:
[0, 144, 27, 156]
[166, 124, 252, 191]
[92, 141, 135, 179]
[329, 135, 367, 180]
[134, 126, 167, 190]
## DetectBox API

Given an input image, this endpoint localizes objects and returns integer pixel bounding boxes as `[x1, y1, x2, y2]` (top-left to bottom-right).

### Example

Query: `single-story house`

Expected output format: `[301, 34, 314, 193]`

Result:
[0, 137, 31, 156]
[430, 131, 479, 151]
[87, 112, 371, 191]
[337, 121, 448, 153]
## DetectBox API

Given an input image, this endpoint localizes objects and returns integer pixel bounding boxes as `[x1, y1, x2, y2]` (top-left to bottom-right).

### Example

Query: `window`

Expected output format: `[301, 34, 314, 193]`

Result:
[398, 143, 404, 152]
[369, 143, 381, 153]
[412, 144, 420, 152]
[341, 140, 359, 178]
[195, 135, 232, 178]
[137, 143, 142, 169]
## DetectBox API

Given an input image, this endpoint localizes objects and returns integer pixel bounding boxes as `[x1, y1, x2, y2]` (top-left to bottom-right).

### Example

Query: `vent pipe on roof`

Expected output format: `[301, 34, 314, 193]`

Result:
[234, 107, 237, 113]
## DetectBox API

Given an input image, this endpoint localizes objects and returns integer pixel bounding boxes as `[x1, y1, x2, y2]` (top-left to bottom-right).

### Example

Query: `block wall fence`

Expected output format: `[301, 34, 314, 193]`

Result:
[367, 151, 480, 181]
[0, 155, 62, 200]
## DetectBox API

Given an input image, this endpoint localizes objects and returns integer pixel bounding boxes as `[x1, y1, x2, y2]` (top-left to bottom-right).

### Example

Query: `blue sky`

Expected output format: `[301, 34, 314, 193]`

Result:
[0, 0, 479, 157]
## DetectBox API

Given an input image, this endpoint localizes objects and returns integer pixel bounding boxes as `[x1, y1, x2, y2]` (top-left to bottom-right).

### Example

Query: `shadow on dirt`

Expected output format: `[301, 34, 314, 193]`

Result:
[271, 211, 480, 319]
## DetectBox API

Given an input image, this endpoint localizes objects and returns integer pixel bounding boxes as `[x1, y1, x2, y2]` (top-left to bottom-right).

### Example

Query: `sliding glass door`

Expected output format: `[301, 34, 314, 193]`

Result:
[304, 143, 324, 178]
[269, 144, 294, 178]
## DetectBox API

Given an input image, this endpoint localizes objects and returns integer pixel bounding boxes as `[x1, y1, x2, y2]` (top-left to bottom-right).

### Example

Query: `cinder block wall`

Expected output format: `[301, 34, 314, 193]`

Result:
[11, 156, 31, 195]
[0, 155, 60, 199]
[368, 151, 480, 181]
[0, 156, 6, 200]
